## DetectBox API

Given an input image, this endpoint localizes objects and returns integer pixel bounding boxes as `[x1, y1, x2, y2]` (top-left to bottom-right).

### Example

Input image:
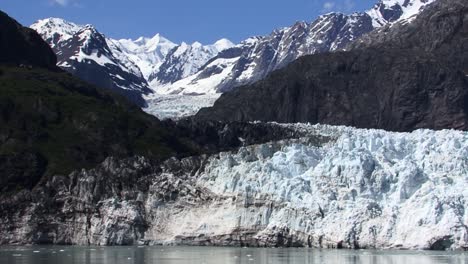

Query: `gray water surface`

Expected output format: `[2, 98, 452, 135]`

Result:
[1, 246, 467, 264]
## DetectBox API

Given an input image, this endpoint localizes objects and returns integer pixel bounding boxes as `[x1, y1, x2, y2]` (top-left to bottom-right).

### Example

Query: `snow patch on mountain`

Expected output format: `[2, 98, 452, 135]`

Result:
[367, 0, 436, 27]
[153, 57, 238, 95]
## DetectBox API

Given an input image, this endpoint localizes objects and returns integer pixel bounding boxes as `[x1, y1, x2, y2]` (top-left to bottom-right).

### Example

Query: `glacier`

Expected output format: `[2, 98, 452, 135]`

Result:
[1, 123, 467, 250]
[147, 124, 468, 249]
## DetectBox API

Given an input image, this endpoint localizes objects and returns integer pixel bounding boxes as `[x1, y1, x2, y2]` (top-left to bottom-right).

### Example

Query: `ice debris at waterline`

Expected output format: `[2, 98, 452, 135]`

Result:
[1, 124, 467, 250]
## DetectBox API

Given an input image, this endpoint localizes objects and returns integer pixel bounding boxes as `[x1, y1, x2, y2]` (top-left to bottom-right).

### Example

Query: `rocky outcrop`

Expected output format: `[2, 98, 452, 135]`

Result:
[1, 124, 467, 250]
[195, 0, 468, 132]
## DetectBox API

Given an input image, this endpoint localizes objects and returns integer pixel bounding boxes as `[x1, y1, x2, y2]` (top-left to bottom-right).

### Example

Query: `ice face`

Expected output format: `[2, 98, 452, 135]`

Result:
[157, 124, 468, 249]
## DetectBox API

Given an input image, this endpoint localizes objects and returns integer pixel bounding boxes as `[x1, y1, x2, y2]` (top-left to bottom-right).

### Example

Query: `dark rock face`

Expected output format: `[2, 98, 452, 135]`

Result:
[0, 156, 161, 245]
[196, 0, 468, 131]
[0, 11, 57, 69]
[352, 0, 468, 73]
[376, 2, 404, 22]
[173, 119, 310, 152]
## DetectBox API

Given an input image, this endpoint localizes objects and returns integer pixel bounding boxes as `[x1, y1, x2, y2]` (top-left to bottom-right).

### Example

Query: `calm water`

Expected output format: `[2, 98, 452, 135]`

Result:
[0, 246, 467, 264]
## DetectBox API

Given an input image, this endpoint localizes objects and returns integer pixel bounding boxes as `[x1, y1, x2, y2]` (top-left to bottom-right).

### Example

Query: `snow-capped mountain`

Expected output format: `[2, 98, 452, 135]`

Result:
[30, 18, 232, 107]
[153, 13, 374, 95]
[149, 39, 234, 86]
[112, 34, 177, 80]
[154, 0, 436, 96]
[31, 19, 152, 106]
[31, 0, 436, 116]
[30, 18, 82, 49]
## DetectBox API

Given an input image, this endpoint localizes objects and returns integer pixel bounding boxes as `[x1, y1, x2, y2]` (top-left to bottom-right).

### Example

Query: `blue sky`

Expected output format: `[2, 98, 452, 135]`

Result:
[3, 0, 377, 44]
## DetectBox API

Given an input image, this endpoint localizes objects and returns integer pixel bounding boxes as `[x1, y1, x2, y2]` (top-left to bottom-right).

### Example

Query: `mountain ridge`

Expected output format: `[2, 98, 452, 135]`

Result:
[152, 0, 436, 97]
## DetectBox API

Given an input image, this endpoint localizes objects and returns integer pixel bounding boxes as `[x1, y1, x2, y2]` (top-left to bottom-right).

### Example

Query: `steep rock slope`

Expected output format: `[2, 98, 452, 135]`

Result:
[196, 0, 468, 132]
[57, 26, 153, 106]
[1, 124, 467, 250]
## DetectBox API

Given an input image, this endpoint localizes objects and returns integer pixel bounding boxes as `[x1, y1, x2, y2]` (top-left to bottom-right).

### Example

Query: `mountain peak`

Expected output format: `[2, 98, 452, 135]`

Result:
[32, 17, 79, 27]
[191, 41, 203, 48]
[212, 38, 234, 51]
[30, 17, 82, 48]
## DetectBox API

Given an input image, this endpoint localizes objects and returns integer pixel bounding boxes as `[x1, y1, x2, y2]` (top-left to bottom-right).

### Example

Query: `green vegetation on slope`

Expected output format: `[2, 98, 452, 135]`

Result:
[0, 66, 197, 193]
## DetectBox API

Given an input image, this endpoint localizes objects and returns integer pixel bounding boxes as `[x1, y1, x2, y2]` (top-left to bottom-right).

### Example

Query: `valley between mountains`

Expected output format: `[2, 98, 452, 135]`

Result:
[30, 0, 437, 119]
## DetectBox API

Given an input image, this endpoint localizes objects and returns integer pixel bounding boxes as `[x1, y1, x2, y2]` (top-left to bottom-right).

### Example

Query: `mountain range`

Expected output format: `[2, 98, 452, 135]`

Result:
[31, 0, 435, 116]
[157, 0, 436, 96]
[30, 19, 233, 107]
